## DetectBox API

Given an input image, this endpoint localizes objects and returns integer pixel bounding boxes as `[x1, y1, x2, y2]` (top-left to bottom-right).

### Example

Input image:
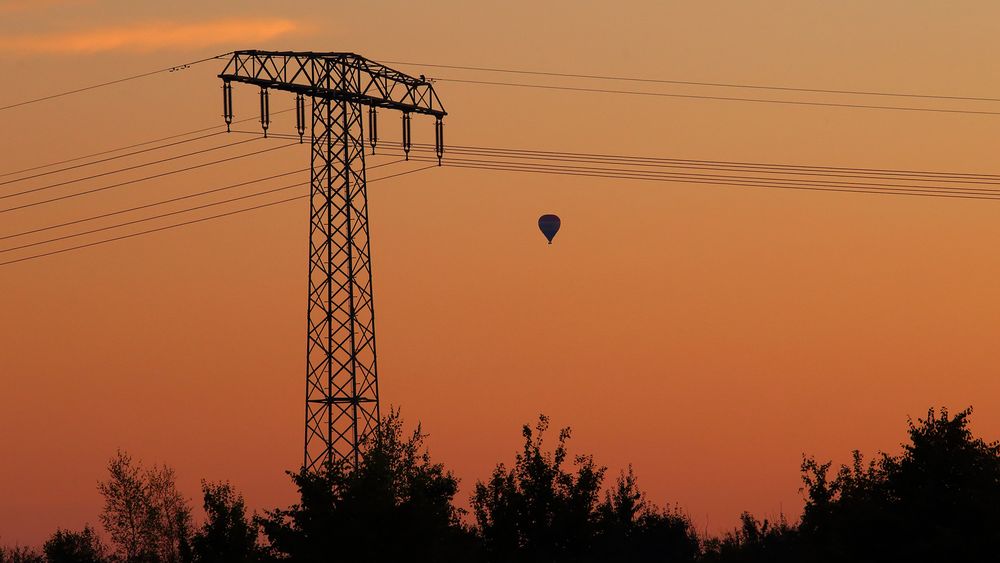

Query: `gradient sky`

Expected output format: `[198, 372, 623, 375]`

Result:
[3, 0, 1000, 546]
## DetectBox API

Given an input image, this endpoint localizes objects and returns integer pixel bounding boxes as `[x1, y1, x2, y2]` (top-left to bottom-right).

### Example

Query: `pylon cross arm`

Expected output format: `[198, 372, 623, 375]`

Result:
[219, 50, 447, 117]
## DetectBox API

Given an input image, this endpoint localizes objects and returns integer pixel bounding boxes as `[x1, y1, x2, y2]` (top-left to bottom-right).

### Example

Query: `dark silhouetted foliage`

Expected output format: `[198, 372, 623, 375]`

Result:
[704, 406, 1000, 562]
[472, 415, 605, 563]
[10, 405, 1000, 562]
[98, 450, 192, 563]
[794, 406, 1000, 562]
[0, 545, 43, 563]
[594, 466, 700, 562]
[42, 525, 107, 563]
[473, 415, 699, 563]
[191, 481, 263, 563]
[259, 409, 477, 562]
[701, 512, 797, 563]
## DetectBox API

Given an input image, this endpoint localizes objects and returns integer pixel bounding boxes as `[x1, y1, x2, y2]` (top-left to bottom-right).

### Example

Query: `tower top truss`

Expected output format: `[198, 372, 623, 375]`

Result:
[219, 50, 447, 117]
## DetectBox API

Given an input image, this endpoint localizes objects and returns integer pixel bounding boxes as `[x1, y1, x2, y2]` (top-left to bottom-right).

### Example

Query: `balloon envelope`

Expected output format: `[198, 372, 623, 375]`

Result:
[538, 214, 561, 244]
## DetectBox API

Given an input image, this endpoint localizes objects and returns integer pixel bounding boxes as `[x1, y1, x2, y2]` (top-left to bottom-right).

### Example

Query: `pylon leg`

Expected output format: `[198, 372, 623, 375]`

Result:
[304, 95, 380, 471]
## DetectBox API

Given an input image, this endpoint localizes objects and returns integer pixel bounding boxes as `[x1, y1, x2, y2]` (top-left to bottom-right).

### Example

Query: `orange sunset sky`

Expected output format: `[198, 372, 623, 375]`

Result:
[4, 0, 1000, 546]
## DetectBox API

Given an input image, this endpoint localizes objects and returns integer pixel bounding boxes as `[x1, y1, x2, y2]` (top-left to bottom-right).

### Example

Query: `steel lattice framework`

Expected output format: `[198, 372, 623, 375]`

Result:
[219, 51, 446, 471]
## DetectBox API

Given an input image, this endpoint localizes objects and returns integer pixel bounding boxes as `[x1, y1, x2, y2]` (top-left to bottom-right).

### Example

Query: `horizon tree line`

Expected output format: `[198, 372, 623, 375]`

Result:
[3, 406, 1000, 562]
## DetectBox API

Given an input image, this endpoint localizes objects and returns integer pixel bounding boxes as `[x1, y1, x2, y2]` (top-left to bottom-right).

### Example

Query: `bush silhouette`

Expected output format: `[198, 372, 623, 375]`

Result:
[796, 407, 1000, 561]
[704, 406, 1000, 561]
[594, 466, 699, 562]
[701, 512, 797, 563]
[472, 415, 605, 562]
[0, 545, 43, 563]
[191, 481, 263, 563]
[473, 415, 698, 563]
[258, 409, 476, 562]
[42, 526, 107, 563]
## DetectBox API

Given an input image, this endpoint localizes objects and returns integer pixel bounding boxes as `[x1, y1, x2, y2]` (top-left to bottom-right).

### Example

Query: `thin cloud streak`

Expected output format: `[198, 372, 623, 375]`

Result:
[0, 17, 299, 54]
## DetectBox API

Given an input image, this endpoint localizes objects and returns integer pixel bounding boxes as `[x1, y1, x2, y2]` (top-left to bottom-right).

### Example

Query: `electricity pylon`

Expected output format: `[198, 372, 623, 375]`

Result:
[219, 51, 446, 471]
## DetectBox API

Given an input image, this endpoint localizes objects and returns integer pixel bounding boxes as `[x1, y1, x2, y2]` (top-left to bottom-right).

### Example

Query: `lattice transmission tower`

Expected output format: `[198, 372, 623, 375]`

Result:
[219, 51, 446, 471]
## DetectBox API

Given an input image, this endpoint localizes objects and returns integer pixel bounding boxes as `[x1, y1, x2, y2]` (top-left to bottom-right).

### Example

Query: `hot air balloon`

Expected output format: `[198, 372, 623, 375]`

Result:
[538, 214, 561, 244]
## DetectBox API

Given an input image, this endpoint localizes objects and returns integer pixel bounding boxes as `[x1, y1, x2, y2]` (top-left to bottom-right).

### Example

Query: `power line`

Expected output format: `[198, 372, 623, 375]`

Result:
[415, 145, 1000, 185]
[0, 131, 225, 186]
[0, 165, 436, 267]
[378, 145, 1000, 201]
[0, 194, 305, 267]
[0, 159, 402, 242]
[434, 77, 1000, 117]
[1, 126, 223, 179]
[13, 142, 984, 266]
[424, 155, 1000, 197]
[0, 136, 261, 197]
[0, 141, 299, 214]
[328, 130, 1000, 184]
[415, 142, 1000, 183]
[254, 128, 1000, 190]
[0, 170, 305, 241]
[0, 109, 293, 179]
[382, 59, 1000, 104]
[419, 153, 990, 198]
[0, 52, 231, 112]
[401, 154, 1000, 202]
[0, 182, 308, 254]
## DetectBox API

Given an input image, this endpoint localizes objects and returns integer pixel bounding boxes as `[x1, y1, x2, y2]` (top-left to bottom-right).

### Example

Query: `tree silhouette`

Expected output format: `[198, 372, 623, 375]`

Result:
[13, 404, 1000, 561]
[191, 481, 263, 563]
[701, 512, 797, 563]
[146, 464, 193, 563]
[259, 409, 476, 562]
[796, 406, 1000, 561]
[0, 545, 43, 563]
[97, 450, 192, 563]
[593, 466, 699, 562]
[705, 406, 1000, 562]
[472, 416, 700, 563]
[473, 415, 604, 563]
[42, 526, 108, 563]
[98, 450, 153, 561]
